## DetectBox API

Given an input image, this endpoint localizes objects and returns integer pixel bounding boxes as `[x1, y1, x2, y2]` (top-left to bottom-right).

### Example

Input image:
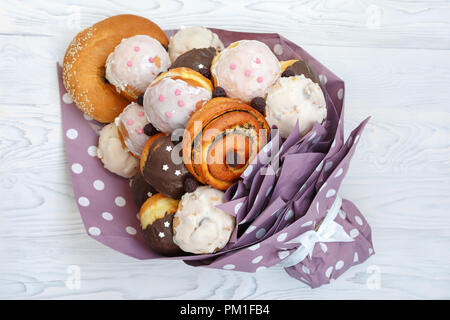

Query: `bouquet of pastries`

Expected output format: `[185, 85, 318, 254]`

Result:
[59, 14, 374, 288]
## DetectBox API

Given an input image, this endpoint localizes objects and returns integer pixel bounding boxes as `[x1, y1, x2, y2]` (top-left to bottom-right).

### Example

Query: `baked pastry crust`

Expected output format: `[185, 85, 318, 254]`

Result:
[62, 14, 168, 123]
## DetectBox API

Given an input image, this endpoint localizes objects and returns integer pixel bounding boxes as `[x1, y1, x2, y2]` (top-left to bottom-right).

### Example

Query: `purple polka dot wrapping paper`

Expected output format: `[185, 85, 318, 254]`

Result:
[58, 29, 374, 288]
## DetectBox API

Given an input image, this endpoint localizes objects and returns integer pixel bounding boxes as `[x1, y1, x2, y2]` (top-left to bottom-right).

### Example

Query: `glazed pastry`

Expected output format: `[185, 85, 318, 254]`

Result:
[280, 59, 319, 84]
[265, 75, 327, 138]
[139, 193, 181, 256]
[130, 172, 157, 208]
[210, 40, 281, 102]
[115, 102, 150, 157]
[143, 67, 213, 134]
[140, 133, 192, 199]
[168, 26, 224, 62]
[170, 47, 217, 79]
[173, 186, 235, 254]
[105, 35, 171, 101]
[97, 123, 139, 178]
[62, 14, 168, 123]
[182, 97, 270, 190]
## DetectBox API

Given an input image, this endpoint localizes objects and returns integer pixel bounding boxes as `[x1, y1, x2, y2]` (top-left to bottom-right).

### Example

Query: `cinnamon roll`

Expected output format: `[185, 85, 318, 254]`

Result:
[182, 97, 270, 190]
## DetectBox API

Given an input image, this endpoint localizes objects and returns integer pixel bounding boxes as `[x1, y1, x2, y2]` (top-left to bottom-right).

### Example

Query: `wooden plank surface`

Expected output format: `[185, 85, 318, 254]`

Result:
[0, 0, 449, 299]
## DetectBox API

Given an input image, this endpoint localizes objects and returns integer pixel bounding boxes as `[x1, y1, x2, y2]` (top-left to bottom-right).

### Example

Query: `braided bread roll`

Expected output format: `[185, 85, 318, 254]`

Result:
[182, 97, 270, 190]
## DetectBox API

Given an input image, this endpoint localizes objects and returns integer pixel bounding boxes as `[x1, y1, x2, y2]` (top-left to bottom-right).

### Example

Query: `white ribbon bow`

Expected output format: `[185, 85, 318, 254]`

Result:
[279, 195, 354, 268]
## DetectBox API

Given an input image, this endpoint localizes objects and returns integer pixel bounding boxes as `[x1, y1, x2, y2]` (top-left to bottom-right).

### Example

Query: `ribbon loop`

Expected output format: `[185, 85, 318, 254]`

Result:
[279, 195, 354, 268]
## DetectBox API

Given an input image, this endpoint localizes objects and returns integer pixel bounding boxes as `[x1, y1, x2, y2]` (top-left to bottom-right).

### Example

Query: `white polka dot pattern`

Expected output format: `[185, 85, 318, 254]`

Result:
[71, 163, 83, 174]
[66, 128, 78, 140]
[223, 264, 235, 270]
[114, 196, 126, 207]
[126, 226, 137, 235]
[255, 228, 266, 239]
[252, 255, 263, 264]
[63, 93, 73, 104]
[87, 145, 97, 157]
[335, 260, 344, 270]
[58, 33, 374, 286]
[88, 227, 101, 236]
[102, 212, 113, 221]
[277, 232, 287, 242]
[278, 251, 289, 260]
[337, 88, 344, 100]
[78, 197, 90, 207]
[93, 180, 104, 191]
[273, 44, 283, 55]
[256, 266, 266, 272]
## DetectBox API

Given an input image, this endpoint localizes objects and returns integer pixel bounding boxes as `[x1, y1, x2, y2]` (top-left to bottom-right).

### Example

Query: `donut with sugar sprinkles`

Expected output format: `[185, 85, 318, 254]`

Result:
[62, 14, 168, 123]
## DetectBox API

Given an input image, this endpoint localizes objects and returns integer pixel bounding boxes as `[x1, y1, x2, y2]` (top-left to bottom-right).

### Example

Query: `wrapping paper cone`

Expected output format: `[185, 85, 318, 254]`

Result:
[58, 28, 374, 288]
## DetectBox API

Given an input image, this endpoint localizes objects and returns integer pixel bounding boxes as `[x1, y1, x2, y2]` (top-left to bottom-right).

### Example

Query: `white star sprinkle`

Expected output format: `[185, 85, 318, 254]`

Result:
[166, 146, 173, 152]
[147, 192, 152, 198]
[158, 232, 165, 238]
[164, 221, 170, 228]
[198, 63, 205, 69]
[162, 164, 169, 171]
[174, 170, 181, 176]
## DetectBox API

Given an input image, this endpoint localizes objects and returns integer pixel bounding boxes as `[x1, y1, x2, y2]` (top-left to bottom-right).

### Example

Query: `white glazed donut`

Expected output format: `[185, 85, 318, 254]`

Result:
[143, 69, 212, 134]
[173, 186, 235, 254]
[211, 40, 281, 103]
[168, 26, 224, 62]
[115, 102, 150, 157]
[97, 123, 139, 178]
[265, 75, 327, 138]
[105, 35, 171, 100]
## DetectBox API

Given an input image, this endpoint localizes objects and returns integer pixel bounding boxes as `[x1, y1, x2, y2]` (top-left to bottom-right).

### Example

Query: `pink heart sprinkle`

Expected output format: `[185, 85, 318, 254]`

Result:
[165, 111, 172, 118]
[178, 100, 185, 107]
[127, 60, 133, 67]
[175, 89, 181, 96]
[137, 128, 143, 134]
[159, 94, 165, 102]
[230, 63, 236, 70]
[255, 58, 261, 64]
[257, 76, 264, 83]
[138, 112, 144, 117]
[127, 119, 134, 125]
[134, 46, 140, 52]
[245, 69, 252, 77]
[148, 57, 154, 63]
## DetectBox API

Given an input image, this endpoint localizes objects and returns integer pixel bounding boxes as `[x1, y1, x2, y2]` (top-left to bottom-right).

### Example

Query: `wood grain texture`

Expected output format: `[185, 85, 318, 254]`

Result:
[0, 0, 449, 299]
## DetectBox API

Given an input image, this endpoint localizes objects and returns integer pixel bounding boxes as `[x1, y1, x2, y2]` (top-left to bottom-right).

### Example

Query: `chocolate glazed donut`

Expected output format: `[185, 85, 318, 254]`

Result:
[140, 133, 191, 199]
[182, 97, 270, 190]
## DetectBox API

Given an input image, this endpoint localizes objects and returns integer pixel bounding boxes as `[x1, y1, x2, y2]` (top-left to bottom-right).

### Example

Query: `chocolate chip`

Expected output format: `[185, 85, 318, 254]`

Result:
[198, 67, 211, 79]
[143, 123, 158, 136]
[136, 93, 145, 106]
[281, 68, 295, 77]
[250, 97, 266, 115]
[212, 86, 227, 98]
[183, 176, 199, 193]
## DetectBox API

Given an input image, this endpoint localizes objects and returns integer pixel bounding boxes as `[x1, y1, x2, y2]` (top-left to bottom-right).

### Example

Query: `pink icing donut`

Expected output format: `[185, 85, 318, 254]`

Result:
[105, 35, 171, 100]
[143, 77, 212, 134]
[116, 102, 150, 157]
[211, 40, 281, 102]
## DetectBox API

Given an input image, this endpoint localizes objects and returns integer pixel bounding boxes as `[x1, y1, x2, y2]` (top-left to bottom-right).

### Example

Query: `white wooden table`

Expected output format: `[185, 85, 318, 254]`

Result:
[1, 0, 449, 300]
